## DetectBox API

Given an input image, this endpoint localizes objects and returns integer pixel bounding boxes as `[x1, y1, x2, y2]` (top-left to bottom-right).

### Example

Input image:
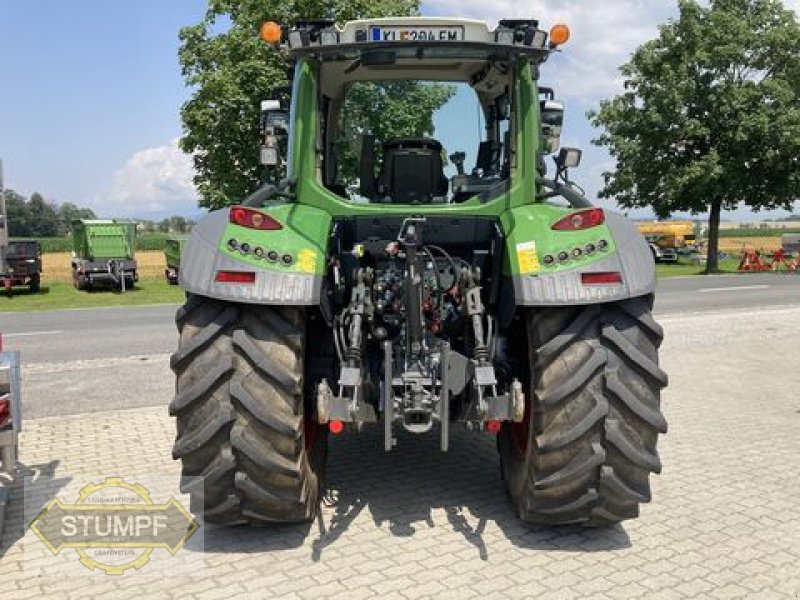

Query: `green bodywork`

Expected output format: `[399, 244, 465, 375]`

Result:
[165, 236, 188, 269]
[220, 204, 330, 275]
[216, 58, 613, 277]
[72, 220, 137, 261]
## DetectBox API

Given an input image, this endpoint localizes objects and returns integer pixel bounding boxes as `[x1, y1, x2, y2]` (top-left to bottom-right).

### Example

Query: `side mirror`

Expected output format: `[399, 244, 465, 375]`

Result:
[555, 147, 582, 170]
[260, 100, 290, 168]
[540, 99, 565, 154]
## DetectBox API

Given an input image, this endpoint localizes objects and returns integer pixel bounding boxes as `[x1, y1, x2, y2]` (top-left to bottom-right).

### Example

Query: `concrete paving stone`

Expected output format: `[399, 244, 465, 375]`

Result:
[4, 308, 800, 598]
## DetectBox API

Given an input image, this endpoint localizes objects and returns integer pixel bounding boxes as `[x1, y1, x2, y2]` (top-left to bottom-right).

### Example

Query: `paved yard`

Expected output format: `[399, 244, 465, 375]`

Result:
[1, 306, 800, 598]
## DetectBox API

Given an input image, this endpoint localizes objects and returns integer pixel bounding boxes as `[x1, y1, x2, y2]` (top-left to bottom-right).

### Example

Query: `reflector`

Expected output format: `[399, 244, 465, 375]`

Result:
[215, 271, 256, 284]
[581, 272, 623, 285]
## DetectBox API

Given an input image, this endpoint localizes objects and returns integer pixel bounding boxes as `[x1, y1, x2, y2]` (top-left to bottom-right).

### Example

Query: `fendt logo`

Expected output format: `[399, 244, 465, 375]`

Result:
[29, 477, 199, 575]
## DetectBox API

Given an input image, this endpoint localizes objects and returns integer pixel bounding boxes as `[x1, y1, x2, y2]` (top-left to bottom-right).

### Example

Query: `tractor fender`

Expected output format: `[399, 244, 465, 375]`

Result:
[178, 208, 325, 305]
[511, 210, 656, 307]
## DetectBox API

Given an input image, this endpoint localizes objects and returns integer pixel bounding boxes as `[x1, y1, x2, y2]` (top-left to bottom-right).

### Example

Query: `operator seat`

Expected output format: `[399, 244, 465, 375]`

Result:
[374, 138, 449, 203]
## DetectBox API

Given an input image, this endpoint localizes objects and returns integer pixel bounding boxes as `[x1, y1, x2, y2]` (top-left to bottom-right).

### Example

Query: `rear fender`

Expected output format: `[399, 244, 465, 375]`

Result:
[503, 206, 655, 307]
[179, 205, 330, 305]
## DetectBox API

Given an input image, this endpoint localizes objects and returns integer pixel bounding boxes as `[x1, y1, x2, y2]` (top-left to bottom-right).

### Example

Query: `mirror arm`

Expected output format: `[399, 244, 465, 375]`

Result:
[537, 178, 592, 208]
[243, 176, 296, 207]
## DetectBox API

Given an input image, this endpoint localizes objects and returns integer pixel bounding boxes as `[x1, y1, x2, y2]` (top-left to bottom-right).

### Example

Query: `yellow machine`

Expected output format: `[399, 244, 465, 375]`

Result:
[636, 221, 697, 247]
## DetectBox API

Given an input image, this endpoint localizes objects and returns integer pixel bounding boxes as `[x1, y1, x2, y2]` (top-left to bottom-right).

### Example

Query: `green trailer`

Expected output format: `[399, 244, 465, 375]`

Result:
[70, 219, 138, 291]
[164, 236, 187, 284]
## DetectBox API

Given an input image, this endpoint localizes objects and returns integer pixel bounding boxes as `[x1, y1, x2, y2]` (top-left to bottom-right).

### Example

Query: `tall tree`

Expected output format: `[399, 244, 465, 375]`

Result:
[4, 190, 31, 237]
[335, 82, 455, 187]
[589, 0, 800, 272]
[169, 215, 189, 233]
[180, 0, 454, 209]
[27, 193, 59, 237]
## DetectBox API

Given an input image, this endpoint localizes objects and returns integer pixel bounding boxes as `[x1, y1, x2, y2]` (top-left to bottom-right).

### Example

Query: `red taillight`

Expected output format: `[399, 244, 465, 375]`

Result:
[552, 208, 605, 231]
[581, 272, 623, 285]
[329, 420, 345, 435]
[229, 207, 282, 230]
[215, 271, 256, 284]
[0, 397, 10, 428]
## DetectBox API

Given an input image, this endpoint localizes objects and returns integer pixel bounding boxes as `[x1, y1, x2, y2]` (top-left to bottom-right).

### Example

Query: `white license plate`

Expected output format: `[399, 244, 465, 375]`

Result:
[369, 26, 464, 43]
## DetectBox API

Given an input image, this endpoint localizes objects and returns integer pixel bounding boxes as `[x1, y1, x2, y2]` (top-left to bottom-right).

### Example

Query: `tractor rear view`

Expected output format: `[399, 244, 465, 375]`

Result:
[170, 16, 667, 527]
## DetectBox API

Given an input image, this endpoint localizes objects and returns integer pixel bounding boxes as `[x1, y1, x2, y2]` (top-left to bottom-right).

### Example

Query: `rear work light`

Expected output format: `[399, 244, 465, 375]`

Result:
[215, 271, 256, 284]
[552, 208, 605, 231]
[229, 207, 283, 231]
[581, 272, 623, 285]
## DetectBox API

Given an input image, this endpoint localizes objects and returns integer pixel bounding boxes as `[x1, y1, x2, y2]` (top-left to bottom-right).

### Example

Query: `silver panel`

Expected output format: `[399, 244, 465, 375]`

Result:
[179, 209, 322, 305]
[515, 210, 656, 306]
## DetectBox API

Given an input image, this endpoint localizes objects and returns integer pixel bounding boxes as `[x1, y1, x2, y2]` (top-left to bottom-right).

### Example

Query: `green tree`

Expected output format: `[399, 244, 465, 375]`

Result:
[180, 0, 455, 209]
[336, 82, 456, 187]
[158, 218, 171, 233]
[169, 215, 189, 233]
[589, 0, 800, 272]
[28, 193, 59, 236]
[4, 190, 31, 237]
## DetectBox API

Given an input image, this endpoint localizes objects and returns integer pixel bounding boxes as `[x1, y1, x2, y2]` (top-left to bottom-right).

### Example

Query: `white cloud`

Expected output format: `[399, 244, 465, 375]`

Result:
[91, 139, 199, 218]
[425, 0, 674, 101]
[424, 1, 798, 219]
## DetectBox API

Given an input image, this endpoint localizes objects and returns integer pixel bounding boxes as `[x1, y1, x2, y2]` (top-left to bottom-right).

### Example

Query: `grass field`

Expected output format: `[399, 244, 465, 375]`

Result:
[655, 257, 742, 278]
[0, 280, 185, 312]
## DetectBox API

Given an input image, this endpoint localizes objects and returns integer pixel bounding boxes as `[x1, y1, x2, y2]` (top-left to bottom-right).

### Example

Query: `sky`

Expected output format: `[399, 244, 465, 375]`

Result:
[0, 0, 797, 221]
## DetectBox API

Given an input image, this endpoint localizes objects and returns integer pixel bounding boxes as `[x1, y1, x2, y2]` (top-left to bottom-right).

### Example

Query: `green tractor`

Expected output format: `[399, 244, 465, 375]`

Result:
[171, 17, 667, 527]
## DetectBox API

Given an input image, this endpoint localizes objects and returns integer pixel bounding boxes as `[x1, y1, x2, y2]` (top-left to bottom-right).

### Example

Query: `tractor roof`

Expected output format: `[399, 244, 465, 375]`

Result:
[283, 17, 555, 61]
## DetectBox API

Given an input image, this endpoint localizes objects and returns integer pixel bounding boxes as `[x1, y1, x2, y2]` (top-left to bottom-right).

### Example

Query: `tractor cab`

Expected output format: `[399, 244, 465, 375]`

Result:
[258, 18, 573, 206]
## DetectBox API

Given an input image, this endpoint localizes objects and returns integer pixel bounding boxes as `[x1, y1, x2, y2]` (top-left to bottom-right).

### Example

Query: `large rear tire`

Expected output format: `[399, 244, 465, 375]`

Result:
[170, 295, 326, 525]
[499, 295, 668, 526]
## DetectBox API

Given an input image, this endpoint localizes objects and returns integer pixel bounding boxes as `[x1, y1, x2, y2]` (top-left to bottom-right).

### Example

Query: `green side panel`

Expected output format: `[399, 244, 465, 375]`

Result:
[165, 237, 187, 268]
[501, 205, 617, 276]
[218, 204, 331, 275]
[71, 220, 136, 260]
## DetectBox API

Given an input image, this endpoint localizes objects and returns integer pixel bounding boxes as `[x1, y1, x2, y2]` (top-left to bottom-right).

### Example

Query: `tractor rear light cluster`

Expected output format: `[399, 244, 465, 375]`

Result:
[543, 239, 611, 268]
[215, 271, 256, 284]
[581, 272, 623, 285]
[229, 207, 283, 231]
[551, 208, 605, 231]
[226, 239, 293, 266]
